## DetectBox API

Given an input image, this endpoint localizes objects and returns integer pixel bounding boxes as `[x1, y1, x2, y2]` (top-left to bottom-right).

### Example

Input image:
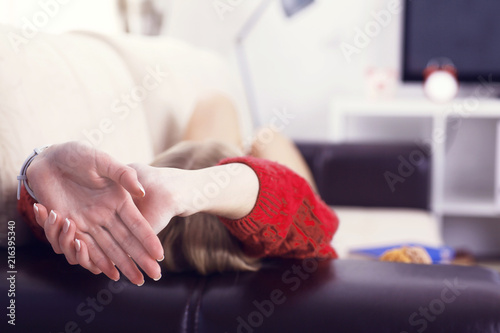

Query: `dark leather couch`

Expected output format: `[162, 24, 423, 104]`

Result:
[2, 143, 499, 333]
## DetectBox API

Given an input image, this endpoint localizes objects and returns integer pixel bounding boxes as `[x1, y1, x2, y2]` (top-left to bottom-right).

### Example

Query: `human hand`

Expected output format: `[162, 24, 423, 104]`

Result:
[33, 204, 103, 275]
[127, 163, 194, 233]
[27, 142, 163, 285]
[32, 162, 191, 280]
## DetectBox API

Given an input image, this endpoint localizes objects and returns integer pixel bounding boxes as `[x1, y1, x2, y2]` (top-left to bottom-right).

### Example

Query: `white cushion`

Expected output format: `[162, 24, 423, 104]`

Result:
[331, 207, 444, 259]
[81, 32, 252, 156]
[0, 25, 153, 245]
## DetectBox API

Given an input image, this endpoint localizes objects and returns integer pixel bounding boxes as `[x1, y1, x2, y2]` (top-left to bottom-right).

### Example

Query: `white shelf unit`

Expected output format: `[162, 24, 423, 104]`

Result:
[442, 117, 498, 217]
[329, 97, 500, 256]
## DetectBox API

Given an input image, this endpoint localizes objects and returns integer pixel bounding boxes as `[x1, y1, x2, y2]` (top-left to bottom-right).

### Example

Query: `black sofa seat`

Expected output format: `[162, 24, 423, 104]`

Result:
[2, 244, 500, 333]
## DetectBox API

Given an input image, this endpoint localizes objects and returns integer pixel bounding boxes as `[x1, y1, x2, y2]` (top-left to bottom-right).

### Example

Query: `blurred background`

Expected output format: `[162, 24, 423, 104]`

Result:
[0, 0, 402, 140]
[2, 0, 500, 262]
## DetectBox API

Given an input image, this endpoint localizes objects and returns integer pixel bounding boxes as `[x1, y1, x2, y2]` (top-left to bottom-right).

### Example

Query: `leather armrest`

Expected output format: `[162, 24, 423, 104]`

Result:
[296, 142, 431, 210]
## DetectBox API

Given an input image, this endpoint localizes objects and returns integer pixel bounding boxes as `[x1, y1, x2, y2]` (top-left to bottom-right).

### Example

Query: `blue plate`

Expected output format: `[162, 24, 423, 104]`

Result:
[349, 244, 455, 264]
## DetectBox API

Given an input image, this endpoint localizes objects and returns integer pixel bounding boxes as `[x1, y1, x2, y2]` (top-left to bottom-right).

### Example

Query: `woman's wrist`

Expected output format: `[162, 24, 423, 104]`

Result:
[195, 163, 259, 219]
[19, 145, 52, 201]
[25, 152, 42, 186]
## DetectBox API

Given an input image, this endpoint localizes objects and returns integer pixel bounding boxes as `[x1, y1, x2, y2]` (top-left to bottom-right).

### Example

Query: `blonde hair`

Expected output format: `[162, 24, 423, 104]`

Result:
[151, 141, 261, 275]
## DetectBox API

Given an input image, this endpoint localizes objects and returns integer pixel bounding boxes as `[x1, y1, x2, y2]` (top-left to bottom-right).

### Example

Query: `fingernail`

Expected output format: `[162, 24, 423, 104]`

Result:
[33, 203, 39, 215]
[138, 182, 146, 197]
[137, 280, 145, 287]
[75, 239, 81, 252]
[157, 254, 165, 262]
[154, 274, 162, 281]
[63, 218, 71, 233]
[49, 210, 57, 224]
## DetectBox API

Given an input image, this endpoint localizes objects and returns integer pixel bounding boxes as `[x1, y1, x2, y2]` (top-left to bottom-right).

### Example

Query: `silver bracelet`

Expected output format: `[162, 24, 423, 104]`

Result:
[17, 145, 51, 201]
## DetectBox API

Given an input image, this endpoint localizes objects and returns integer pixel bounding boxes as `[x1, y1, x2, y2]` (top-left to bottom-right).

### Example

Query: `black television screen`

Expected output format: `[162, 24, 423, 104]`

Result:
[403, 0, 500, 82]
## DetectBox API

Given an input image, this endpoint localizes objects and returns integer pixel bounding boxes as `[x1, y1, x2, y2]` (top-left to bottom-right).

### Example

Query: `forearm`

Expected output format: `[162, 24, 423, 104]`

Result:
[193, 163, 259, 219]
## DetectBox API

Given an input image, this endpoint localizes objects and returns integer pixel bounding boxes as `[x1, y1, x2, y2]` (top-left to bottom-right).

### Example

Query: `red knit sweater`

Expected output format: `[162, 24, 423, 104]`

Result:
[18, 156, 339, 259]
[217, 156, 339, 259]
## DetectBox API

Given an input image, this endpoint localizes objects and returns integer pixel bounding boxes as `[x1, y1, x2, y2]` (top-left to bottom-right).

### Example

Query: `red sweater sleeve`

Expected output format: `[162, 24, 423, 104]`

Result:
[217, 156, 339, 259]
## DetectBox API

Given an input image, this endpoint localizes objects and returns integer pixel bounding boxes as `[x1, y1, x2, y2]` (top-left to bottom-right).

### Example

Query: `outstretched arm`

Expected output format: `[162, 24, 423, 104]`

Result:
[131, 162, 260, 224]
[37, 155, 337, 276]
[25, 142, 163, 285]
[37, 161, 260, 276]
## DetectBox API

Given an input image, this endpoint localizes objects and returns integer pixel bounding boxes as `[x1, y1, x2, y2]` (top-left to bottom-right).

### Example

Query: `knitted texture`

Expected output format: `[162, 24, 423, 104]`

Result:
[217, 156, 339, 259]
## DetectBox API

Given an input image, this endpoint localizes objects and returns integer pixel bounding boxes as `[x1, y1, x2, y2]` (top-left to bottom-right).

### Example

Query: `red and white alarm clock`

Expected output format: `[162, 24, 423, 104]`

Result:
[423, 58, 459, 103]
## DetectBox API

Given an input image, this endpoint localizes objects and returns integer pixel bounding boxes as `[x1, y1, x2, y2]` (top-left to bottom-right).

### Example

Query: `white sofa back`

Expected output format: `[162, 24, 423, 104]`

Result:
[0, 25, 247, 246]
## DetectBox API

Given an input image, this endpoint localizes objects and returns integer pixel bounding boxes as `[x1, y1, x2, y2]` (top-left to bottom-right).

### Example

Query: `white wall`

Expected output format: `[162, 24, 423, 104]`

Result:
[164, 0, 404, 140]
[0, 0, 405, 139]
[0, 0, 122, 34]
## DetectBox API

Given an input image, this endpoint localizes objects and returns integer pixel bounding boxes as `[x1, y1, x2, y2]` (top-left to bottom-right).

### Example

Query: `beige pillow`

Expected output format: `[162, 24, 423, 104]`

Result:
[0, 25, 154, 246]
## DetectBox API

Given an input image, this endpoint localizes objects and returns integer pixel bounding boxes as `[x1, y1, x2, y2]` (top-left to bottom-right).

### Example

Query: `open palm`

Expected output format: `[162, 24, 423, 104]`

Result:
[28, 142, 163, 284]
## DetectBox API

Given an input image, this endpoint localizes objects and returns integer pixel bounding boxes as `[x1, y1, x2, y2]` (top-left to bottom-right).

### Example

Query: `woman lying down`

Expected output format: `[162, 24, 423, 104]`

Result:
[17, 94, 339, 286]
